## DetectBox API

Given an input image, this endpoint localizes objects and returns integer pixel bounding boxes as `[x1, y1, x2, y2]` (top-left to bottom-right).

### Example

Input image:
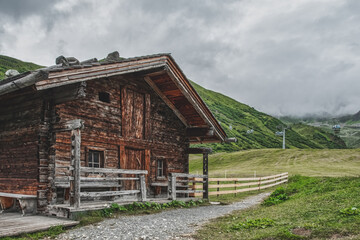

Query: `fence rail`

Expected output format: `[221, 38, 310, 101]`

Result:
[168, 173, 208, 200]
[68, 166, 148, 209]
[191, 172, 288, 197]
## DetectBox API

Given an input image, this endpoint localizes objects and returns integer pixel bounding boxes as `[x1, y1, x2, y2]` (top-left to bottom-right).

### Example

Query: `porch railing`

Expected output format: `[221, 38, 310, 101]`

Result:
[70, 167, 148, 209]
[168, 173, 208, 200]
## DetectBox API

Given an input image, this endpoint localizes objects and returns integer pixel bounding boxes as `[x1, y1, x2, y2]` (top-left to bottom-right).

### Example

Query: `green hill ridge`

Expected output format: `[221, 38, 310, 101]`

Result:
[191, 81, 346, 151]
[0, 54, 346, 151]
[0, 55, 43, 80]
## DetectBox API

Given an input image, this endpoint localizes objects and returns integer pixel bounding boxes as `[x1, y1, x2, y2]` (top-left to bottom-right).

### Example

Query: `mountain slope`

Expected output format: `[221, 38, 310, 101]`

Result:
[291, 123, 347, 149]
[191, 81, 346, 151]
[0, 55, 43, 80]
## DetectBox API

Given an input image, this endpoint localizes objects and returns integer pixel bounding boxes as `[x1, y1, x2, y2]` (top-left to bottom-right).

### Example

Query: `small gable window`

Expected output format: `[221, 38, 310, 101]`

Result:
[99, 92, 110, 103]
[88, 150, 104, 168]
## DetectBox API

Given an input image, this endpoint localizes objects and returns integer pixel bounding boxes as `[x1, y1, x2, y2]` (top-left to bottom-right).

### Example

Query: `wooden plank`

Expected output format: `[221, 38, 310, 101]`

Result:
[72, 128, 81, 209]
[171, 173, 207, 178]
[139, 175, 147, 201]
[207, 175, 288, 189]
[209, 173, 288, 182]
[80, 177, 139, 181]
[0, 192, 36, 199]
[259, 180, 288, 190]
[176, 190, 205, 194]
[80, 167, 148, 175]
[80, 190, 140, 198]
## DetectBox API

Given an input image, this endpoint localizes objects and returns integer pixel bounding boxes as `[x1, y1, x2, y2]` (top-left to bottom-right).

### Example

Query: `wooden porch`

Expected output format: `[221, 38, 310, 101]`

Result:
[0, 213, 78, 238]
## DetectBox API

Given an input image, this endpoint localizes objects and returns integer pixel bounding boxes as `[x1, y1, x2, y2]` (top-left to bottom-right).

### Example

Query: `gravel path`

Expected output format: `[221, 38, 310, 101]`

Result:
[55, 192, 270, 240]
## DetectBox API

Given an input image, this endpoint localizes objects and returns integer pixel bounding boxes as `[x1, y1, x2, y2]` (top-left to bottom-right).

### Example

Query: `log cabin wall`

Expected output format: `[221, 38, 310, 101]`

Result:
[0, 87, 43, 197]
[50, 75, 189, 204]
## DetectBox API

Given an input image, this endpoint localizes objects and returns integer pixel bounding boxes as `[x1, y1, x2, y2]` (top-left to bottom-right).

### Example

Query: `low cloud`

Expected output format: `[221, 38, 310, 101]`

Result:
[0, 0, 359, 117]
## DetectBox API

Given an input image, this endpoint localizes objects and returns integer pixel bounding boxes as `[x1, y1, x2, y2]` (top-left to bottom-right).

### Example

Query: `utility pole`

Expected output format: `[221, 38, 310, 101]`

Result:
[282, 128, 286, 149]
[276, 125, 288, 149]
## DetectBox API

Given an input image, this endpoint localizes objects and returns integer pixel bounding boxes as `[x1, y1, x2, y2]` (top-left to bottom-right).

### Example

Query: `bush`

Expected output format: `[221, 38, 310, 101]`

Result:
[263, 187, 289, 206]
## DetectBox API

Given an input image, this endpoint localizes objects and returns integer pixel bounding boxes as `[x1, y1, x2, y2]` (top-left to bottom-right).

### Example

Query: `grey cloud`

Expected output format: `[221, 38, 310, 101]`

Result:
[0, 0, 359, 117]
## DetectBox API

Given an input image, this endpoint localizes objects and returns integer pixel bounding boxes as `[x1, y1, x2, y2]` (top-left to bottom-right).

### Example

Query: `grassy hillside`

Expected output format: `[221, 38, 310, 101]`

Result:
[0, 55, 42, 80]
[291, 123, 347, 149]
[190, 149, 360, 177]
[280, 114, 360, 148]
[196, 176, 360, 240]
[191, 81, 346, 151]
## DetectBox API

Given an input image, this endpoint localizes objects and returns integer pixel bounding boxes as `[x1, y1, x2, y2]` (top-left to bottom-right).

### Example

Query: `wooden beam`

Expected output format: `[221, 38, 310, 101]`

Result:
[186, 148, 212, 154]
[53, 119, 85, 132]
[186, 127, 214, 137]
[0, 70, 48, 96]
[144, 76, 188, 127]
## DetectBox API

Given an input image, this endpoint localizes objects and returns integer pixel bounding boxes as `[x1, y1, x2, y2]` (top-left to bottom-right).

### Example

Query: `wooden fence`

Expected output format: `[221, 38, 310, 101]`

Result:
[69, 167, 147, 209]
[191, 172, 288, 197]
[168, 173, 207, 200]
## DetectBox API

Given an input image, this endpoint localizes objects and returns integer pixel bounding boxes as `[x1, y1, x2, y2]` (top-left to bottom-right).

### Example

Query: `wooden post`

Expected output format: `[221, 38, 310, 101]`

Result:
[217, 181, 220, 197]
[234, 180, 237, 196]
[139, 174, 147, 202]
[203, 153, 209, 199]
[70, 128, 81, 209]
[258, 177, 262, 191]
[168, 173, 177, 200]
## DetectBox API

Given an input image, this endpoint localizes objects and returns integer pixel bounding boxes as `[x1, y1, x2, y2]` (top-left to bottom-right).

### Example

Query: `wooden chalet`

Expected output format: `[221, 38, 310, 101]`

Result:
[0, 52, 229, 217]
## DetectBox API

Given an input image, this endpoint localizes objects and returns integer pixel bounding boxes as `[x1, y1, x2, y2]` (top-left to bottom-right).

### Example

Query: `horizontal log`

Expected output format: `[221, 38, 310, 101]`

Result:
[186, 147, 212, 154]
[177, 180, 206, 183]
[80, 167, 148, 175]
[207, 175, 288, 189]
[0, 192, 37, 199]
[259, 180, 288, 190]
[171, 173, 207, 178]
[175, 190, 205, 194]
[80, 177, 139, 181]
[209, 172, 288, 182]
[80, 190, 140, 198]
[186, 128, 214, 137]
[0, 70, 48, 96]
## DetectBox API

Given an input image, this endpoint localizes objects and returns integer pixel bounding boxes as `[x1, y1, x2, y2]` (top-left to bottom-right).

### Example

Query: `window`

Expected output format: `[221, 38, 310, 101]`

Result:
[99, 92, 110, 103]
[88, 150, 104, 168]
[157, 159, 164, 177]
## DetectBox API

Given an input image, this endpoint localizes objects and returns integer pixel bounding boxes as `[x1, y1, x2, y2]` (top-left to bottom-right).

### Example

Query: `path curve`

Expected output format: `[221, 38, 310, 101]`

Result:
[55, 192, 270, 240]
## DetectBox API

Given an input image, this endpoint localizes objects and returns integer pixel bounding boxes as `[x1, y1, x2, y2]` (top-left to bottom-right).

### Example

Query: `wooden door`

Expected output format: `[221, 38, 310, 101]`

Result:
[123, 88, 145, 139]
[124, 148, 145, 190]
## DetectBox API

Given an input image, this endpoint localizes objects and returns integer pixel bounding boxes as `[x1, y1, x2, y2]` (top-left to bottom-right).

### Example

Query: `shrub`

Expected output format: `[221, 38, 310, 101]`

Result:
[263, 187, 289, 206]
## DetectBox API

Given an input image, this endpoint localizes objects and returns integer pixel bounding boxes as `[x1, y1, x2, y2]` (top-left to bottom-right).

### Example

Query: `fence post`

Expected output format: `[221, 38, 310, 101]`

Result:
[217, 180, 220, 197]
[258, 177, 262, 191]
[234, 180, 237, 196]
[139, 174, 147, 202]
[168, 173, 177, 200]
[203, 153, 209, 199]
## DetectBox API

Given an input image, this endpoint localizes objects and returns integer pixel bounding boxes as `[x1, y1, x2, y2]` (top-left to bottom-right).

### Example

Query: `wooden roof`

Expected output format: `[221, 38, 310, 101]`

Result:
[0, 53, 227, 143]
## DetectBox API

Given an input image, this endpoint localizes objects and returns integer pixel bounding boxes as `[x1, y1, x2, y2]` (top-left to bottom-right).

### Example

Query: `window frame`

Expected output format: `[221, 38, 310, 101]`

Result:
[156, 158, 167, 179]
[86, 147, 106, 168]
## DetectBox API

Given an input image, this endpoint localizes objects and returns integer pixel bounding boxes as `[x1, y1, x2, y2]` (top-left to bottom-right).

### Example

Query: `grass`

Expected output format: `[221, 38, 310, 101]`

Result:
[194, 176, 360, 240]
[0, 226, 65, 240]
[190, 149, 360, 177]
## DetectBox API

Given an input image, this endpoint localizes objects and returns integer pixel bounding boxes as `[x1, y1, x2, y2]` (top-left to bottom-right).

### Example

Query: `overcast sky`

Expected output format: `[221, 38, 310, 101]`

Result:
[0, 0, 359, 117]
